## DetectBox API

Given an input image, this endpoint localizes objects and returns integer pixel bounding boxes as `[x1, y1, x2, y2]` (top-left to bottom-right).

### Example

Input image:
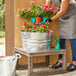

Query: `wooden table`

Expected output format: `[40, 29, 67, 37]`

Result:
[15, 48, 67, 76]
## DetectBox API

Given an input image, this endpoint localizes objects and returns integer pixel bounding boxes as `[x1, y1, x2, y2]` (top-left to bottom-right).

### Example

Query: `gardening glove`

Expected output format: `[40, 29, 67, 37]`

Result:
[39, 17, 48, 25]
[31, 17, 35, 24]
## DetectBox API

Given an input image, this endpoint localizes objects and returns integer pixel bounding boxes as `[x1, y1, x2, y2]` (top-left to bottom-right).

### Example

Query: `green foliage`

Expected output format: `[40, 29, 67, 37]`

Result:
[23, 21, 50, 33]
[0, 0, 5, 5]
[0, 0, 5, 30]
[0, 31, 5, 37]
[17, 2, 56, 19]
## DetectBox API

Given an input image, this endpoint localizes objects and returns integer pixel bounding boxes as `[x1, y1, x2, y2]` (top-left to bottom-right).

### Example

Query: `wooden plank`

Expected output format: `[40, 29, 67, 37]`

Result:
[66, 39, 72, 62]
[5, 0, 15, 56]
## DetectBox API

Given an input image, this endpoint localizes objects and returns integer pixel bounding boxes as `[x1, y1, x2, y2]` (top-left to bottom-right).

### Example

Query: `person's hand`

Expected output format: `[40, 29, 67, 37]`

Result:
[46, 18, 52, 22]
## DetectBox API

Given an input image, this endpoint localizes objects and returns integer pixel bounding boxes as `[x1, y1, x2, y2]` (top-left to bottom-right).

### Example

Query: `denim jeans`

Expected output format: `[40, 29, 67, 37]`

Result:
[59, 39, 76, 61]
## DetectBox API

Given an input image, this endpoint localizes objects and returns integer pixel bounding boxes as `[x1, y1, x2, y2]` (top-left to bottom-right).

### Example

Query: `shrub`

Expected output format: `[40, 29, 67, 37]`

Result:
[0, 0, 5, 31]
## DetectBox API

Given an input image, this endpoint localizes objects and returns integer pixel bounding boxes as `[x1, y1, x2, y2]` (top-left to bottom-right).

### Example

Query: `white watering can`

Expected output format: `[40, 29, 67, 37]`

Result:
[0, 53, 21, 76]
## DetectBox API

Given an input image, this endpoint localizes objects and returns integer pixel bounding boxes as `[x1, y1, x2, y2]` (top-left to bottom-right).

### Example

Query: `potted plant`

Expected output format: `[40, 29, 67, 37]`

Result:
[17, 1, 56, 25]
[17, 1, 55, 51]
[20, 21, 53, 51]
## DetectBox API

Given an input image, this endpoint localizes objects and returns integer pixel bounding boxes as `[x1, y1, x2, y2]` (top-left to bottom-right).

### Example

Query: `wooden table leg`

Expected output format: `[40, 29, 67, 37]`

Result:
[28, 55, 33, 76]
[62, 52, 67, 72]
[45, 55, 50, 67]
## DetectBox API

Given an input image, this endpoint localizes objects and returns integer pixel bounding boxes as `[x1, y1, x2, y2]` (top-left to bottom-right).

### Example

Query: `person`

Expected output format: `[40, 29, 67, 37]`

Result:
[46, 0, 76, 71]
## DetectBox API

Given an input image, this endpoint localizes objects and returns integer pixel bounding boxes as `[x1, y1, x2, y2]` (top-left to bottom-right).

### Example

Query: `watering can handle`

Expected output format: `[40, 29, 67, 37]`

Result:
[11, 53, 22, 63]
[15, 53, 22, 59]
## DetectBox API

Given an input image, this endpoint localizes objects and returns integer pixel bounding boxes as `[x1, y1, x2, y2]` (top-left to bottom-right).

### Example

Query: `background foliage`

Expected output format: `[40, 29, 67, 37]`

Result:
[0, 0, 5, 31]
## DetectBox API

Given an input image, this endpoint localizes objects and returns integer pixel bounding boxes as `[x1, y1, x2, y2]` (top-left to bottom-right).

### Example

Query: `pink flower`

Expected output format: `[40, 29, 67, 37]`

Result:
[35, 13, 37, 15]
[43, 7, 47, 11]
[44, 4, 48, 8]
[47, 20, 50, 23]
[30, 1, 34, 5]
[22, 8, 25, 11]
[41, 4, 44, 8]
[35, 4, 38, 8]
[23, 21, 27, 25]
[43, 7, 45, 9]
[26, 11, 29, 14]
[17, 14, 19, 18]
[48, 8, 51, 11]
[53, 10, 56, 14]
[26, 8, 28, 10]
[50, 6, 55, 11]
[45, 22, 47, 24]
[45, 22, 49, 24]
[17, 8, 20, 12]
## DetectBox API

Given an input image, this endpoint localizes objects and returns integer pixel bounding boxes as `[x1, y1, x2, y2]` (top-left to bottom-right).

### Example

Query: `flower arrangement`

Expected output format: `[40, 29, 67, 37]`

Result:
[23, 21, 50, 33]
[17, 1, 54, 51]
[17, 1, 56, 19]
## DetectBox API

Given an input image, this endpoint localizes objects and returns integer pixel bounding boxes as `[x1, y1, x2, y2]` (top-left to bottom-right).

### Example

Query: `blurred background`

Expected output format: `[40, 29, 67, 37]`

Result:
[0, 0, 5, 56]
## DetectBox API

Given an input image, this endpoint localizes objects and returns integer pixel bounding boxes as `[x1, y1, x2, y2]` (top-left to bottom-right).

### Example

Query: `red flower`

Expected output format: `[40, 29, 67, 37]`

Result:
[33, 26, 39, 30]
[41, 25, 46, 28]
[53, 10, 56, 14]
[23, 21, 27, 25]
[26, 11, 29, 14]
[25, 26, 30, 29]
[33, 26, 37, 29]
[46, 29, 50, 33]
[43, 26, 46, 28]
[36, 28, 39, 30]
[27, 26, 30, 29]
[25, 26, 27, 29]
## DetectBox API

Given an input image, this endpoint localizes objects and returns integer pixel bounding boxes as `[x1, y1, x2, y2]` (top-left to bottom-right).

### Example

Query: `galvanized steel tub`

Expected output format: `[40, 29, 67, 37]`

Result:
[20, 30, 53, 51]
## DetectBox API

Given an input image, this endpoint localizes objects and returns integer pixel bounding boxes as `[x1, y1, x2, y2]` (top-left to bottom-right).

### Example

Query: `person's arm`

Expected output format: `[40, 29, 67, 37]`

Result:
[46, 0, 52, 8]
[51, 0, 70, 20]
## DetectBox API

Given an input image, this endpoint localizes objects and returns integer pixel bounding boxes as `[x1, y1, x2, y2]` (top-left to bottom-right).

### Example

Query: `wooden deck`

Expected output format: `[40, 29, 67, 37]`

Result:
[16, 69, 76, 76]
